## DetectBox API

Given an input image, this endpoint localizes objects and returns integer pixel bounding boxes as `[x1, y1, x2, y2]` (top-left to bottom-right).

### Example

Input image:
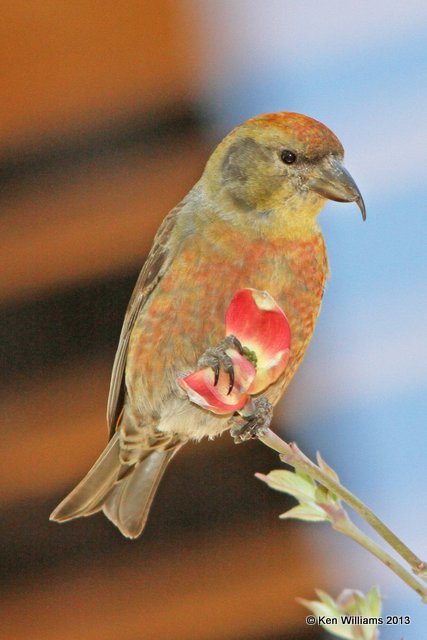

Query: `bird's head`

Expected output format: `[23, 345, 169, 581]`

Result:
[203, 112, 365, 237]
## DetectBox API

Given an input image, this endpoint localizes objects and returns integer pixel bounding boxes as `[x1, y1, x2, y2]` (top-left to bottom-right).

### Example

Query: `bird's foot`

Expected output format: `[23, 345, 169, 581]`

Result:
[229, 397, 273, 443]
[197, 335, 244, 395]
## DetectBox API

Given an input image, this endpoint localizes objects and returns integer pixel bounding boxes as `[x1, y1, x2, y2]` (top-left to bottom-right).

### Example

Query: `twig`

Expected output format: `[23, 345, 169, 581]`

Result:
[257, 427, 427, 603]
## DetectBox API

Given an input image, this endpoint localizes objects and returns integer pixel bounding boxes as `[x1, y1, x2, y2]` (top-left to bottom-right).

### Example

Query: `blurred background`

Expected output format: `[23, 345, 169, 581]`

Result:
[1, 2, 426, 639]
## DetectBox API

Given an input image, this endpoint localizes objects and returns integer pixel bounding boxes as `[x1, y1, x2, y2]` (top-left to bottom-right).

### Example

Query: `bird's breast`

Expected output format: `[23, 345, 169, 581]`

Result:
[126, 226, 328, 413]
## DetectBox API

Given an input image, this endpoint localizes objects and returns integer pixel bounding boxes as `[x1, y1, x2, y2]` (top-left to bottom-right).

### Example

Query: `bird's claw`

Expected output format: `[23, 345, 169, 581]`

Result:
[197, 335, 243, 395]
[229, 397, 273, 443]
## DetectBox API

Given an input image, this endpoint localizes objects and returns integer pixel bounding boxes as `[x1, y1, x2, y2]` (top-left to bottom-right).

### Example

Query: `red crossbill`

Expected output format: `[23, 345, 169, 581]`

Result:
[51, 112, 365, 538]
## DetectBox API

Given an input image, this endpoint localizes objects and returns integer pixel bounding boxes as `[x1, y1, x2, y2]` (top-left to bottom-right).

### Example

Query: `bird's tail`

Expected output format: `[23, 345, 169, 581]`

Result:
[50, 433, 182, 538]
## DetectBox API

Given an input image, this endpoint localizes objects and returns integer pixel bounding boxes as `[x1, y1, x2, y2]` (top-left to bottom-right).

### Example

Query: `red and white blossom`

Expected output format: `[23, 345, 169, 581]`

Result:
[179, 289, 291, 415]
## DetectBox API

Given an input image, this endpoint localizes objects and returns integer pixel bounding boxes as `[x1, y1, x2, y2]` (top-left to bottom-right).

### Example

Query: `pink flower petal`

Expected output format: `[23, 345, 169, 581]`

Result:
[248, 348, 290, 394]
[178, 350, 256, 415]
[225, 289, 291, 393]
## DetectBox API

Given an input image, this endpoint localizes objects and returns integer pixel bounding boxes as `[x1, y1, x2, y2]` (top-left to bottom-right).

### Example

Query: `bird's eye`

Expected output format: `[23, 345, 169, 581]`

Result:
[281, 150, 297, 165]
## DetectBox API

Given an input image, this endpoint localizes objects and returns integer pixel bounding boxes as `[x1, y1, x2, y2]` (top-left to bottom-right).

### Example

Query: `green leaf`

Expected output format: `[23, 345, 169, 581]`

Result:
[358, 587, 381, 618]
[298, 599, 355, 639]
[295, 467, 317, 485]
[315, 589, 341, 611]
[316, 451, 340, 482]
[279, 504, 328, 522]
[256, 469, 317, 502]
[300, 588, 382, 640]
[365, 586, 382, 618]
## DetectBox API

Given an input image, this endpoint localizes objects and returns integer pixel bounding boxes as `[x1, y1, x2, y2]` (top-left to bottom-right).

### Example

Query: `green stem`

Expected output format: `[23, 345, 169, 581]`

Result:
[331, 510, 427, 603]
[257, 428, 427, 593]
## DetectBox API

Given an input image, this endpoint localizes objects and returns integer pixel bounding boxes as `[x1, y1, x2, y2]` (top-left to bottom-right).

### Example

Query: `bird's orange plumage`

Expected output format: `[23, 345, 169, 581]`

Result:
[126, 220, 328, 412]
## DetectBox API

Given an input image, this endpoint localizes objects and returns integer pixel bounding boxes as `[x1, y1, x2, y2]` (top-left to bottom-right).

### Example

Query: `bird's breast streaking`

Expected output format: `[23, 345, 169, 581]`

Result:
[125, 221, 328, 413]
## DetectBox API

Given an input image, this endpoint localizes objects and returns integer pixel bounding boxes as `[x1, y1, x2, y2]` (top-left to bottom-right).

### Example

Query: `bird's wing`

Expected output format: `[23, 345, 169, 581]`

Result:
[107, 207, 180, 437]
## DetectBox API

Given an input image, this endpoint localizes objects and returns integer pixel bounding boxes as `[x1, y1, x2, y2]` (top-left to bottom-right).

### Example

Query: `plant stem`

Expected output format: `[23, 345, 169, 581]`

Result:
[257, 427, 427, 599]
[329, 507, 427, 603]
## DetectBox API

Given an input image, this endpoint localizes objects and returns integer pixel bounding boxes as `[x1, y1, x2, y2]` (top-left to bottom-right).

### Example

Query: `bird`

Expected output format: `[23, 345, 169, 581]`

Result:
[50, 111, 365, 538]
